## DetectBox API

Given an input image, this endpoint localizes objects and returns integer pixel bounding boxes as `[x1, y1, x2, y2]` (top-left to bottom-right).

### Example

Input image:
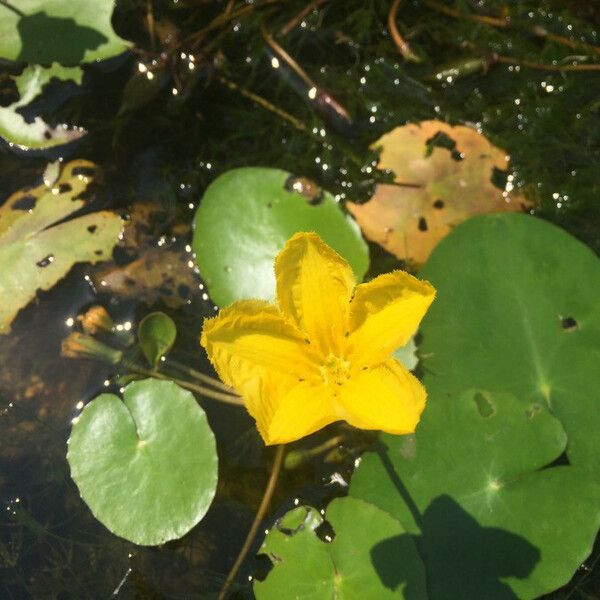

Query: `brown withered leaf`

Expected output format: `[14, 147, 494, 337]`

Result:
[93, 247, 199, 308]
[347, 120, 530, 265]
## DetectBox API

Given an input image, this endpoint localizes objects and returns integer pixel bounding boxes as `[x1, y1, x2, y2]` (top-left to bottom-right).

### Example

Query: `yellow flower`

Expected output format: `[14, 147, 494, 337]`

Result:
[200, 232, 435, 445]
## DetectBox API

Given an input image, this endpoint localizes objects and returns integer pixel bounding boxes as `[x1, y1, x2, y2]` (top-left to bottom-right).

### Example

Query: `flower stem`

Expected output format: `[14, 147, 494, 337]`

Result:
[217, 444, 286, 600]
[125, 362, 244, 406]
[164, 357, 235, 393]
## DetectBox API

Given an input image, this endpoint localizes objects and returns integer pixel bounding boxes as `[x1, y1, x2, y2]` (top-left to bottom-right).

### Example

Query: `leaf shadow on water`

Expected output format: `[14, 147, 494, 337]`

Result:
[17, 12, 107, 64]
[369, 442, 541, 600]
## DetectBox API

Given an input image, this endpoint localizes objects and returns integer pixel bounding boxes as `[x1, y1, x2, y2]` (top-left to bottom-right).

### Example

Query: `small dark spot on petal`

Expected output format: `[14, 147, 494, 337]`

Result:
[58, 183, 72, 193]
[418, 217, 428, 232]
[433, 199, 445, 209]
[87, 225, 97, 233]
[94, 250, 103, 256]
[43, 130, 52, 140]
[298, 378, 304, 382]
[123, 277, 136, 287]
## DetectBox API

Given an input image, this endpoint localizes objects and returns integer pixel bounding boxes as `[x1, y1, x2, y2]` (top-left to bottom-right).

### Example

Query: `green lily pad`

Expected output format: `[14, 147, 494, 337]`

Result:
[419, 213, 600, 472]
[350, 389, 600, 599]
[0, 160, 122, 334]
[254, 497, 427, 600]
[67, 379, 218, 546]
[0, 0, 130, 64]
[138, 311, 177, 368]
[193, 168, 369, 306]
[0, 63, 85, 150]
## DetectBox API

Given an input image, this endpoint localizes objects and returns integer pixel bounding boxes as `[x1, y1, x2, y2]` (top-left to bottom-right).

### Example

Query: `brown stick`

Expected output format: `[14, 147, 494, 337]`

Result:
[492, 53, 600, 72]
[217, 445, 286, 600]
[217, 75, 308, 131]
[279, 0, 329, 36]
[388, 0, 421, 62]
[424, 0, 600, 56]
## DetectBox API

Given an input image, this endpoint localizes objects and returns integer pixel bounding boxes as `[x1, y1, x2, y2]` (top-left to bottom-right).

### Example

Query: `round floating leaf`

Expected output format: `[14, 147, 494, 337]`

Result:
[347, 121, 529, 265]
[419, 213, 600, 472]
[67, 379, 218, 546]
[138, 311, 177, 368]
[193, 168, 369, 306]
[254, 497, 427, 600]
[0, 0, 130, 64]
[350, 389, 600, 599]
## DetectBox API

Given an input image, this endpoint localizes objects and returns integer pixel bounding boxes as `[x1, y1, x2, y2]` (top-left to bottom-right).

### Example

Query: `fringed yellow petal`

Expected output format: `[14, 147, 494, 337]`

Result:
[347, 270, 435, 367]
[266, 383, 338, 445]
[338, 359, 426, 434]
[201, 299, 320, 390]
[275, 232, 354, 356]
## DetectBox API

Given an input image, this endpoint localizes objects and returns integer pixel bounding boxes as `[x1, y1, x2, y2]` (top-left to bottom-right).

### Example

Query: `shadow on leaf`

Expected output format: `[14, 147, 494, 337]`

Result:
[17, 12, 107, 64]
[369, 443, 540, 599]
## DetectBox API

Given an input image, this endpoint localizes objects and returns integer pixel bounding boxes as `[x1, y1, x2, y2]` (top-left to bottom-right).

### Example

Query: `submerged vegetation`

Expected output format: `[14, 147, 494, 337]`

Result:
[1, 0, 600, 598]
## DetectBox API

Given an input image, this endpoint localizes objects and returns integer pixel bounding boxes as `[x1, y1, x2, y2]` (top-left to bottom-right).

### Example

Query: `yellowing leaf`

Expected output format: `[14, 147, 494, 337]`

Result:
[0, 160, 122, 334]
[347, 120, 529, 265]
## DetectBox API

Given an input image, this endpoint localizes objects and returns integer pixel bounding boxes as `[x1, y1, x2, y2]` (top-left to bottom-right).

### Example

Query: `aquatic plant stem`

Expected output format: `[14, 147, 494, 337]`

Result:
[125, 362, 244, 406]
[424, 0, 600, 56]
[279, 0, 329, 36]
[388, 0, 421, 62]
[217, 75, 307, 131]
[217, 444, 286, 600]
[164, 357, 235, 393]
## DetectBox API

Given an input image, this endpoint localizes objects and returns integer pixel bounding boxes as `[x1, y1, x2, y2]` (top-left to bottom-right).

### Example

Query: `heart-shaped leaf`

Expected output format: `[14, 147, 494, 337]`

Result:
[67, 379, 218, 546]
[347, 121, 528, 265]
[419, 213, 600, 472]
[350, 389, 600, 599]
[193, 168, 369, 306]
[254, 496, 427, 600]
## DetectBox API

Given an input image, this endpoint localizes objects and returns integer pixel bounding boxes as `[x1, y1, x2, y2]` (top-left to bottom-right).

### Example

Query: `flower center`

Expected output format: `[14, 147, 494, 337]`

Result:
[320, 354, 351, 386]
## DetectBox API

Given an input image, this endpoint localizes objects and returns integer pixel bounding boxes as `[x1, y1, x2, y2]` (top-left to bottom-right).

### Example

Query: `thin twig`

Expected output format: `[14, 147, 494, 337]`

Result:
[217, 75, 307, 131]
[261, 19, 315, 88]
[146, 0, 156, 51]
[165, 357, 235, 393]
[217, 445, 286, 600]
[127, 363, 244, 406]
[279, 0, 329, 36]
[388, 0, 421, 62]
[424, 0, 600, 56]
[492, 53, 600, 72]
[423, 0, 507, 27]
[223, 0, 236, 17]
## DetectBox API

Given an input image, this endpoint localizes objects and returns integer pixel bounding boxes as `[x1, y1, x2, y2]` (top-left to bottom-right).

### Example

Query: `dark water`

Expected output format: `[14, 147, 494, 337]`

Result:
[1, 0, 600, 598]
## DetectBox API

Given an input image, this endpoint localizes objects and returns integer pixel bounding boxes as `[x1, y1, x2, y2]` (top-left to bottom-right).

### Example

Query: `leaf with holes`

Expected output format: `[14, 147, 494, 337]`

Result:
[0, 160, 122, 334]
[67, 379, 218, 545]
[193, 168, 368, 306]
[0, 63, 86, 149]
[254, 497, 427, 600]
[0, 0, 130, 64]
[347, 120, 529, 265]
[350, 389, 600, 599]
[419, 213, 600, 472]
